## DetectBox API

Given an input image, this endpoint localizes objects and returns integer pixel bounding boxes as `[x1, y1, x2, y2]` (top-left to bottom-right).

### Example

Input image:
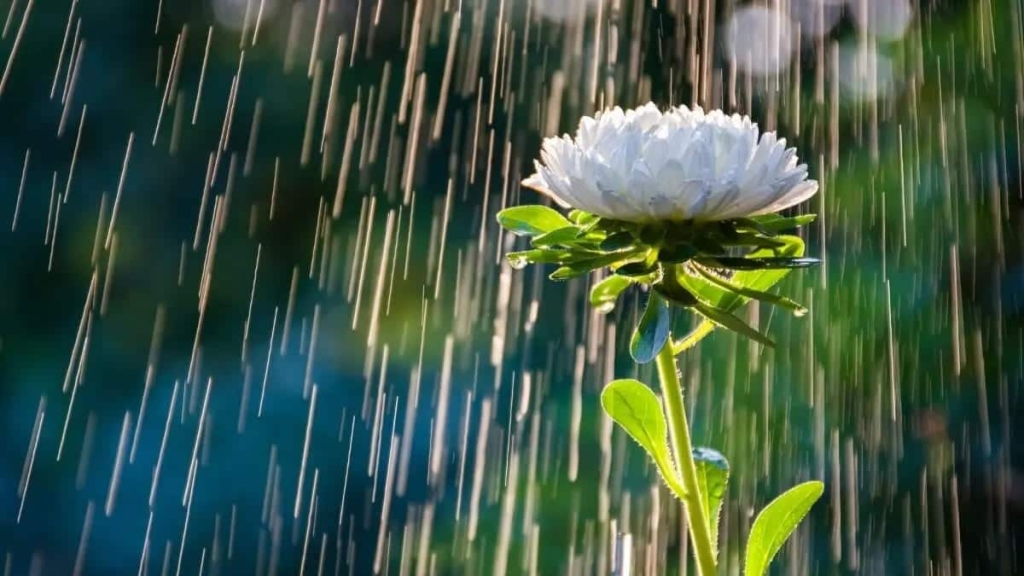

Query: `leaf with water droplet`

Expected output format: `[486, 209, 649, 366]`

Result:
[630, 293, 670, 364]
[590, 275, 633, 314]
[600, 379, 684, 498]
[744, 481, 824, 576]
[506, 249, 572, 269]
[497, 205, 572, 237]
[693, 447, 730, 556]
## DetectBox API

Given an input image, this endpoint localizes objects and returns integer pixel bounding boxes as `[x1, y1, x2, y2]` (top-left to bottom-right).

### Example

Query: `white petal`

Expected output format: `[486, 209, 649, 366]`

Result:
[523, 102, 818, 222]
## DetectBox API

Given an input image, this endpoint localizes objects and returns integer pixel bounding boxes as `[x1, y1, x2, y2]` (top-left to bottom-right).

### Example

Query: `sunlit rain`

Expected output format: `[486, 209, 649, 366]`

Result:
[0, 0, 1021, 575]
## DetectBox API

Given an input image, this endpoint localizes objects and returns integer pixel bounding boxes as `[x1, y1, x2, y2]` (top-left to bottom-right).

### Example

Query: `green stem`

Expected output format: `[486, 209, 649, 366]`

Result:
[655, 339, 718, 576]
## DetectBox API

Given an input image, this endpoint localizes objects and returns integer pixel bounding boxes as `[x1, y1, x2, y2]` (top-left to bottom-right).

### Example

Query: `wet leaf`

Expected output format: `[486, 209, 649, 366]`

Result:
[719, 231, 789, 249]
[735, 214, 817, 235]
[693, 265, 808, 316]
[696, 256, 821, 270]
[532, 226, 586, 248]
[600, 379, 683, 497]
[630, 293, 670, 364]
[673, 238, 807, 353]
[693, 447, 730, 556]
[691, 300, 775, 348]
[506, 249, 572, 268]
[744, 481, 824, 576]
[590, 275, 634, 314]
[497, 205, 572, 236]
[568, 209, 599, 226]
[549, 251, 641, 280]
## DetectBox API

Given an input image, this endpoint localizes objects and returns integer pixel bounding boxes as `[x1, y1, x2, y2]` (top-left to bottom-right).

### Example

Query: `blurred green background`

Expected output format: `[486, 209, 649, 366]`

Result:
[0, 0, 1022, 574]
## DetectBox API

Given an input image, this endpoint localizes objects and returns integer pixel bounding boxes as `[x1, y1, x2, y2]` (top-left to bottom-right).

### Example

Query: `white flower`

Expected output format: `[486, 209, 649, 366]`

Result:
[522, 103, 818, 223]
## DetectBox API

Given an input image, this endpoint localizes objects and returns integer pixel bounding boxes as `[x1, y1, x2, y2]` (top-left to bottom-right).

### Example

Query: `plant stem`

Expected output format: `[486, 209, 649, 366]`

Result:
[655, 339, 718, 576]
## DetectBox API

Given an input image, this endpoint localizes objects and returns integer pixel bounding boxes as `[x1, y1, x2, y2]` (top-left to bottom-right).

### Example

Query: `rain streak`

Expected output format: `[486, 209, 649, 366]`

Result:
[0, 1, 1021, 575]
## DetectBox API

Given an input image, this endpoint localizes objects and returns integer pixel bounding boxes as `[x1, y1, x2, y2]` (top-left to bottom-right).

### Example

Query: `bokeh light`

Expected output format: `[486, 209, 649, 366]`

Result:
[533, 0, 605, 22]
[838, 41, 900, 101]
[724, 5, 797, 76]
[212, 0, 281, 31]
[848, 0, 915, 41]
[788, 0, 845, 39]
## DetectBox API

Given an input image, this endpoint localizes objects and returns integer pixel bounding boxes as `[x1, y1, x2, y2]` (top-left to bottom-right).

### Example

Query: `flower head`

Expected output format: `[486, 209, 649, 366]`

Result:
[523, 103, 818, 222]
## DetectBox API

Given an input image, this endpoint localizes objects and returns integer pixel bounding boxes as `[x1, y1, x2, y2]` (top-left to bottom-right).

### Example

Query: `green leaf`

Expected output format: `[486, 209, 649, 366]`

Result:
[666, 267, 776, 346]
[567, 209, 597, 224]
[531, 226, 585, 248]
[693, 448, 730, 556]
[719, 231, 790, 249]
[670, 266, 732, 305]
[689, 235, 728, 255]
[673, 237, 806, 354]
[735, 214, 817, 235]
[600, 231, 636, 252]
[637, 224, 667, 246]
[744, 481, 824, 576]
[600, 379, 684, 498]
[691, 300, 776, 348]
[630, 294, 670, 364]
[695, 256, 821, 270]
[658, 243, 700, 263]
[591, 218, 630, 235]
[497, 205, 572, 236]
[615, 261, 659, 278]
[590, 276, 634, 314]
[692, 265, 808, 317]
[671, 322, 715, 355]
[549, 251, 642, 280]
[652, 269, 700, 307]
[506, 249, 572, 268]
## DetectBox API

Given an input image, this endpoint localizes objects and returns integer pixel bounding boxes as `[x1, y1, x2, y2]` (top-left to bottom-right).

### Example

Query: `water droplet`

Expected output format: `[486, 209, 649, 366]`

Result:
[508, 254, 529, 270]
